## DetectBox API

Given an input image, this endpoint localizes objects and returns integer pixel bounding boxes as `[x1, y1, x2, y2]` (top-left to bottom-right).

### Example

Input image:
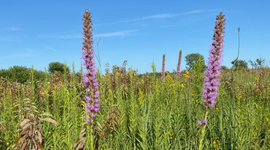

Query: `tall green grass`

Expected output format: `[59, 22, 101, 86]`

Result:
[1, 62, 270, 149]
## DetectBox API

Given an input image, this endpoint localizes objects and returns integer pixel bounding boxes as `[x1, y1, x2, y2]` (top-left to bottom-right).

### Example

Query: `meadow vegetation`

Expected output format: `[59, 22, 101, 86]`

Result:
[0, 10, 270, 150]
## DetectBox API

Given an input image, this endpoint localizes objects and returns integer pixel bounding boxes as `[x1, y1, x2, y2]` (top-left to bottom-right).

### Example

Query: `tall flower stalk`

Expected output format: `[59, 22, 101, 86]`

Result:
[161, 54, 165, 81]
[198, 12, 225, 150]
[82, 9, 100, 125]
[177, 50, 182, 78]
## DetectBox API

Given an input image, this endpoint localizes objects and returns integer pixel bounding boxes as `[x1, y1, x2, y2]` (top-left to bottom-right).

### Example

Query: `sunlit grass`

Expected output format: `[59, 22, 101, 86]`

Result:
[0, 64, 270, 149]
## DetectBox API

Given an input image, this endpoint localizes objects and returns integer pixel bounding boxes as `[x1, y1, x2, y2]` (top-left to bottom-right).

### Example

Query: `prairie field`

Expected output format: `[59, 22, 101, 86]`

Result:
[0, 9, 270, 150]
[0, 64, 270, 149]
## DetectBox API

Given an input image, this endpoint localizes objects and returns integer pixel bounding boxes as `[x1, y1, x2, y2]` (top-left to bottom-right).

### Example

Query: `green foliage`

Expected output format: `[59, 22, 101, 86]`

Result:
[1, 62, 270, 149]
[193, 56, 205, 73]
[222, 65, 228, 70]
[0, 66, 45, 83]
[231, 59, 248, 70]
[185, 53, 206, 70]
[249, 58, 266, 68]
[192, 56, 204, 100]
[12, 98, 58, 150]
[48, 62, 70, 74]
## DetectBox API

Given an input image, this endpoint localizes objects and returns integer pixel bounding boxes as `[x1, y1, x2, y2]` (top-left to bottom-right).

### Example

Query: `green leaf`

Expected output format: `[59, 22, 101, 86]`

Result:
[39, 112, 53, 117]
[39, 118, 58, 126]
[20, 119, 30, 127]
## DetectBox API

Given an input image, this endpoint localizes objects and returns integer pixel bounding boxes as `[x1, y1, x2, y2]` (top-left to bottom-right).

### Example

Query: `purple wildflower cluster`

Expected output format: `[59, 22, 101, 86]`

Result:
[82, 10, 100, 125]
[198, 12, 225, 126]
[177, 50, 182, 78]
[197, 119, 207, 127]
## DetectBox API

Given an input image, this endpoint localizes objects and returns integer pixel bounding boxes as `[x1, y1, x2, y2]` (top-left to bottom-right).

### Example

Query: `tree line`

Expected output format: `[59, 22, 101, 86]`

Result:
[185, 53, 268, 70]
[0, 54, 268, 83]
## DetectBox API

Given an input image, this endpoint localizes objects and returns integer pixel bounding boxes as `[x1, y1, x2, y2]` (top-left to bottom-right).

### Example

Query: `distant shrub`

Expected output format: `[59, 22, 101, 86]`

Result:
[231, 59, 248, 70]
[221, 66, 228, 70]
[48, 62, 70, 74]
[0, 66, 46, 83]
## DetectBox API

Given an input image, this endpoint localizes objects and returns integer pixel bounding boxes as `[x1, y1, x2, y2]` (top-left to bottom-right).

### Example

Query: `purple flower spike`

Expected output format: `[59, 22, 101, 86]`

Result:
[83, 78, 90, 86]
[198, 12, 225, 128]
[177, 50, 182, 78]
[197, 120, 203, 126]
[82, 9, 100, 125]
[198, 119, 207, 127]
[94, 90, 100, 98]
[86, 115, 91, 124]
[203, 119, 207, 125]
[202, 12, 225, 109]
[161, 54, 165, 81]
[84, 95, 91, 102]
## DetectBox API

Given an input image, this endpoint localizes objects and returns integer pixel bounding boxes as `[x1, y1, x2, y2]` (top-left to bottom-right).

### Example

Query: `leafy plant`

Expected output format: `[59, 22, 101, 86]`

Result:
[12, 98, 58, 150]
[185, 53, 206, 70]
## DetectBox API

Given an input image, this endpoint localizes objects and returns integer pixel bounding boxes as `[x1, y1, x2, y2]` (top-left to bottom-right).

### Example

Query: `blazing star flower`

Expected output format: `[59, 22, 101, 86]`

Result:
[177, 50, 182, 78]
[197, 118, 207, 127]
[161, 54, 165, 81]
[198, 12, 225, 126]
[203, 12, 225, 109]
[82, 9, 100, 125]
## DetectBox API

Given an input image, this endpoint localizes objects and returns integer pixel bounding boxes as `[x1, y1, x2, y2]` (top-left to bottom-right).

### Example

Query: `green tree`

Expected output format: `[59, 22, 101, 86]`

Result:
[48, 62, 70, 74]
[185, 53, 206, 70]
[249, 58, 265, 68]
[231, 59, 248, 70]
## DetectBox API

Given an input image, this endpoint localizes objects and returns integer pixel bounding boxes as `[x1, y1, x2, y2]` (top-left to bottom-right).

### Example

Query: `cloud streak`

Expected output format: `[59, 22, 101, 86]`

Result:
[96, 9, 215, 26]
[40, 29, 139, 39]
[94, 29, 139, 37]
[44, 45, 57, 52]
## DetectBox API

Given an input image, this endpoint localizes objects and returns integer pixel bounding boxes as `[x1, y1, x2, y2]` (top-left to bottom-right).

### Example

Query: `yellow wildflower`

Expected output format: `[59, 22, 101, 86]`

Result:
[184, 71, 189, 78]
[179, 83, 184, 88]
[213, 141, 216, 148]
[215, 107, 219, 112]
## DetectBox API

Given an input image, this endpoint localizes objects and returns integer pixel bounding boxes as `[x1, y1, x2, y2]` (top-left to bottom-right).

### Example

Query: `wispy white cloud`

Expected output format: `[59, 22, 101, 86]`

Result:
[40, 29, 139, 39]
[44, 45, 58, 52]
[141, 10, 202, 20]
[94, 29, 139, 37]
[96, 9, 216, 26]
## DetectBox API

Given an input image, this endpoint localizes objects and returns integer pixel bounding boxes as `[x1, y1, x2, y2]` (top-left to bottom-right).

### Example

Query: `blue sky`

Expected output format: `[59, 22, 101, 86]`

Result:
[1, 1, 269, 74]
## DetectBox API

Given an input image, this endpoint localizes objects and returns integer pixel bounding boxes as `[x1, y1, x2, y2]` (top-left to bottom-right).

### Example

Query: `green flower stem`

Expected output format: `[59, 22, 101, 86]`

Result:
[199, 111, 208, 150]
